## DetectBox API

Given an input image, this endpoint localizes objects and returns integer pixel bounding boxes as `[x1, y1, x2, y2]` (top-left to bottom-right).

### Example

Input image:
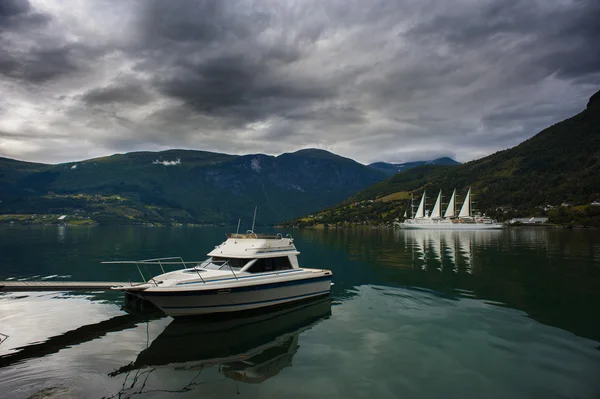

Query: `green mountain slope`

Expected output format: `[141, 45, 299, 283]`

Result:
[285, 89, 600, 227]
[0, 149, 388, 225]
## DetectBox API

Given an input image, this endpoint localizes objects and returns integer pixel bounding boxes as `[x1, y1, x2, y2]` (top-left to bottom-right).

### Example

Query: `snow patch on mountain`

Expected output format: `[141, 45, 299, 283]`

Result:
[251, 157, 261, 172]
[153, 158, 181, 166]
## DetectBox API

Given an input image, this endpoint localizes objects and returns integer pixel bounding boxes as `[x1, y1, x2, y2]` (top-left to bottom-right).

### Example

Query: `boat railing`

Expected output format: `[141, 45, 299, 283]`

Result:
[102, 256, 243, 286]
[102, 257, 210, 286]
[215, 259, 238, 280]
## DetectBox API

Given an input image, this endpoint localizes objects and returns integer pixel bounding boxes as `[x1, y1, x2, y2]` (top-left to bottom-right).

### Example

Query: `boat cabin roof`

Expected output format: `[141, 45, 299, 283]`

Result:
[207, 233, 299, 259]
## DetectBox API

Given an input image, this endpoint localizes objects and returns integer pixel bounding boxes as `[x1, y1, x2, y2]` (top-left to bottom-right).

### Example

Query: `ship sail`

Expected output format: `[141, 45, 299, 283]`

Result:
[415, 191, 426, 218]
[444, 189, 456, 218]
[458, 188, 471, 218]
[430, 190, 442, 218]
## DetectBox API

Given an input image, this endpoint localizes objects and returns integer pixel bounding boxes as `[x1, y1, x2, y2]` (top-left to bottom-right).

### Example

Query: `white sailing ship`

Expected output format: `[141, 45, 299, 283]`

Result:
[398, 188, 503, 230]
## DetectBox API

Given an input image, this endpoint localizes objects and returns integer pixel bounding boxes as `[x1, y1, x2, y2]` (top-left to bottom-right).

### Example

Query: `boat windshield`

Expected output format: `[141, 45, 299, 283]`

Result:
[201, 257, 252, 271]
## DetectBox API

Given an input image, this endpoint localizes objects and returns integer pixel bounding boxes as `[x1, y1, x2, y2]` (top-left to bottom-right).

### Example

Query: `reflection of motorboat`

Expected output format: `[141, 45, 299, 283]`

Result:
[107, 232, 333, 317]
[112, 297, 331, 383]
[221, 335, 298, 383]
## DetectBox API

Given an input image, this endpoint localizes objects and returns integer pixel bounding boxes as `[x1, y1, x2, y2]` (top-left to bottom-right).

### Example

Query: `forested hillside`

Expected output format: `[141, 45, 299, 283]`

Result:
[285, 90, 600, 227]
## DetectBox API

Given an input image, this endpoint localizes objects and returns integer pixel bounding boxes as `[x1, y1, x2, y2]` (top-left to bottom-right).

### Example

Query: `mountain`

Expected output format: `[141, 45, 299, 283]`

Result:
[0, 149, 389, 225]
[284, 89, 600, 227]
[368, 157, 460, 176]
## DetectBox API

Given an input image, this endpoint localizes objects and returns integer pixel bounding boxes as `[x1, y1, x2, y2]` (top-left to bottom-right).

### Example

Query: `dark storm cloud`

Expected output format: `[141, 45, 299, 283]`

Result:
[138, 0, 263, 44]
[134, 0, 334, 125]
[0, 0, 87, 85]
[0, 0, 598, 164]
[408, 0, 535, 46]
[482, 102, 573, 128]
[408, 0, 600, 82]
[0, 0, 31, 22]
[0, 0, 50, 30]
[81, 83, 153, 106]
[541, 3, 600, 80]
[0, 46, 82, 83]
[153, 54, 335, 124]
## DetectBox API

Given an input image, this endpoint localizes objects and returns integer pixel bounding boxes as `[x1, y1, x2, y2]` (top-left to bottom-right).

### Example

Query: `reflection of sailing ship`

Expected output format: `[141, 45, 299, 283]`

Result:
[444, 234, 458, 273]
[458, 235, 473, 274]
[404, 230, 500, 274]
[412, 235, 427, 269]
[429, 233, 443, 271]
[111, 298, 331, 384]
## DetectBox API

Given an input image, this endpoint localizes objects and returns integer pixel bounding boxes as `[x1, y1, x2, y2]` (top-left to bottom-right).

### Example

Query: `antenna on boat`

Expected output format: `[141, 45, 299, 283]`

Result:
[251, 206, 257, 233]
[235, 217, 241, 240]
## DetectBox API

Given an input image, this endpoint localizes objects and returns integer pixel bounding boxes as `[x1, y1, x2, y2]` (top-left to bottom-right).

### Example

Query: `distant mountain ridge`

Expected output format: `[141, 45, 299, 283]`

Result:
[1, 148, 466, 225]
[368, 157, 460, 176]
[284, 89, 600, 227]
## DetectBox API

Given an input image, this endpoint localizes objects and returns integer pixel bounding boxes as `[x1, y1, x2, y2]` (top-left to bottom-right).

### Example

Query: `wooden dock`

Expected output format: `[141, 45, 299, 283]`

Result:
[0, 281, 135, 292]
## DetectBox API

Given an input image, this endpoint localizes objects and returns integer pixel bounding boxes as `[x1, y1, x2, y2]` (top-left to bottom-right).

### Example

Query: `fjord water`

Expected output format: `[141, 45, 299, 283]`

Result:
[1, 226, 599, 398]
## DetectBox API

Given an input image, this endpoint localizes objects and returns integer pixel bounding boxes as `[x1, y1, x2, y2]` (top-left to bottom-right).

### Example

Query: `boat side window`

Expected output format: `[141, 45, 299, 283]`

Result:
[210, 257, 249, 270]
[246, 256, 292, 273]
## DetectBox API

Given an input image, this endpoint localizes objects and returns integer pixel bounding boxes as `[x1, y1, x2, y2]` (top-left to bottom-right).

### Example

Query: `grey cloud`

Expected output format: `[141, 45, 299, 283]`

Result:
[0, 46, 81, 83]
[134, 1, 333, 125]
[138, 0, 265, 44]
[408, 0, 533, 46]
[541, 5, 600, 80]
[0, 0, 89, 85]
[0, 0, 30, 18]
[0, 0, 50, 31]
[81, 83, 153, 105]
[408, 0, 600, 82]
[285, 103, 367, 125]
[0, 129, 69, 139]
[153, 54, 335, 125]
[482, 102, 574, 128]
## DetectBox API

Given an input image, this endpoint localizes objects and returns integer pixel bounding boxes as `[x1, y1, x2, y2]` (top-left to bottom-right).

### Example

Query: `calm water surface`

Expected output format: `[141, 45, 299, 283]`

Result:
[1, 226, 599, 398]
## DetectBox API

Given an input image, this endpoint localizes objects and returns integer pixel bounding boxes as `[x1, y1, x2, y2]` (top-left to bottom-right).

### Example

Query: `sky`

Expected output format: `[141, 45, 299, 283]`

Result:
[0, 0, 599, 165]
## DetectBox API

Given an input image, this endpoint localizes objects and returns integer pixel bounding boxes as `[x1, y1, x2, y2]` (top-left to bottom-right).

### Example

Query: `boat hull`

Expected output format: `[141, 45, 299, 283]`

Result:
[131, 275, 332, 317]
[399, 222, 503, 230]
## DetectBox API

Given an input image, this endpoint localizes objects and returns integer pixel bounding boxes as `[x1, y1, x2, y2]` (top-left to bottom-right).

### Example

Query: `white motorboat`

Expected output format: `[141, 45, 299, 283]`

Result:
[107, 232, 333, 317]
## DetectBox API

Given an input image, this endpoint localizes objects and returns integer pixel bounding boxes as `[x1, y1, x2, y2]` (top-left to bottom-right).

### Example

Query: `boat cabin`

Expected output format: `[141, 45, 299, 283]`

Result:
[203, 232, 301, 274]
